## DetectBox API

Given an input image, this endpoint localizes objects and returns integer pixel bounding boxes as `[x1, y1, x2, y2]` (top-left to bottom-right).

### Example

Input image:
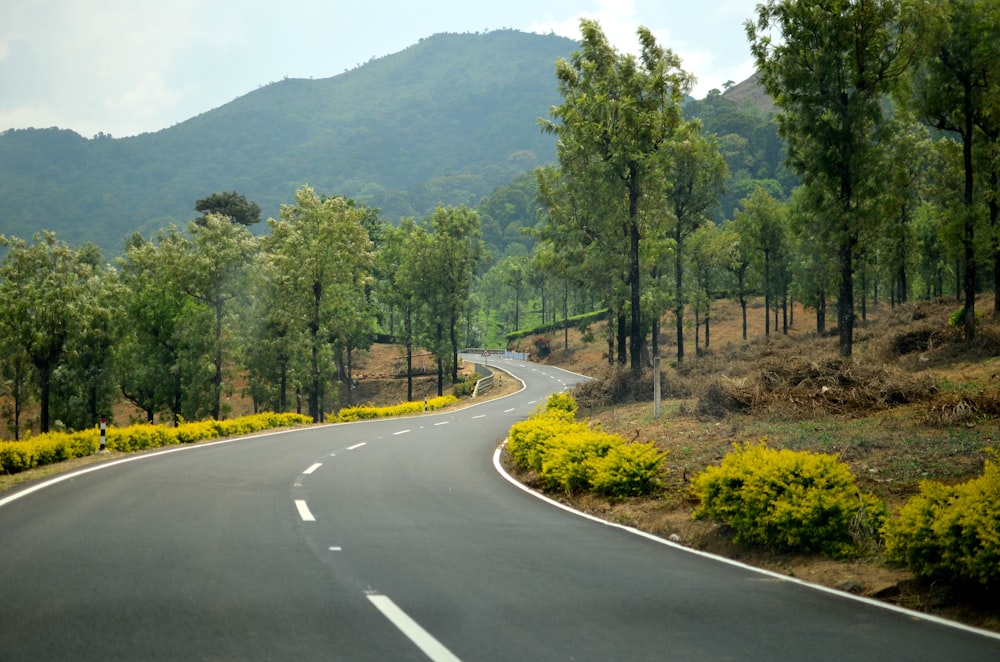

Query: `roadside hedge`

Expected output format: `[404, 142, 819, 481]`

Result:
[506, 393, 666, 497]
[691, 442, 886, 557]
[0, 412, 312, 476]
[333, 395, 458, 422]
[883, 456, 1000, 587]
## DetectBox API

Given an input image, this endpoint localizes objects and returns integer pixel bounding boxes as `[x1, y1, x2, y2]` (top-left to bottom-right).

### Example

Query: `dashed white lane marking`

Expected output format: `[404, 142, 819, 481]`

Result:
[504, 408, 515, 413]
[295, 500, 316, 522]
[434, 421, 449, 426]
[347, 442, 366, 450]
[303, 463, 322, 475]
[394, 429, 411, 436]
[329, 546, 342, 551]
[471, 415, 486, 419]
[367, 594, 462, 662]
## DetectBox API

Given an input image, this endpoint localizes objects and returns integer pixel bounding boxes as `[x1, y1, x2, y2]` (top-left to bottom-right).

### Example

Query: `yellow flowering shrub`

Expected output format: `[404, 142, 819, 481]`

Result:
[884, 456, 1000, 587]
[691, 442, 885, 557]
[0, 412, 312, 476]
[506, 393, 667, 497]
[333, 395, 458, 422]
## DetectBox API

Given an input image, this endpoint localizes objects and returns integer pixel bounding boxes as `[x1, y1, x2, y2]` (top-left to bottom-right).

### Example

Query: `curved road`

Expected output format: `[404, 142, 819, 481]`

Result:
[1, 356, 998, 660]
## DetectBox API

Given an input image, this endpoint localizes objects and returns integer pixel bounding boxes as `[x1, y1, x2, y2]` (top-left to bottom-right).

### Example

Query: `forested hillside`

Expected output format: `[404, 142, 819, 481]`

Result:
[0, 30, 576, 253]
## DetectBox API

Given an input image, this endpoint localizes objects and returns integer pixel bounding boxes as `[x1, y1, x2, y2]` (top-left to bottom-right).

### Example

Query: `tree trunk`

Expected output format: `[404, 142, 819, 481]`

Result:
[838, 240, 854, 357]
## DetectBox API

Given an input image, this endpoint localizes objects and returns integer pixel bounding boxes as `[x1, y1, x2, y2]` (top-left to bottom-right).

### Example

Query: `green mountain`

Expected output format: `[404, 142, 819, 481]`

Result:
[0, 30, 577, 254]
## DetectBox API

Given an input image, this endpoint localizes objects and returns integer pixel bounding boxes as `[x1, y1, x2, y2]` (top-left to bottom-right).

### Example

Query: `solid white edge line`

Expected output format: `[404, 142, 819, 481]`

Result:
[294, 499, 316, 522]
[491, 443, 1000, 644]
[303, 462, 322, 475]
[367, 594, 461, 662]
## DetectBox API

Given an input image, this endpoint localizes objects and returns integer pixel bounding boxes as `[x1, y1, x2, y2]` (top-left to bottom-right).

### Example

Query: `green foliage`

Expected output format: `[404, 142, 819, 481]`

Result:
[691, 442, 886, 557]
[451, 378, 475, 398]
[506, 393, 666, 496]
[948, 306, 981, 329]
[0, 413, 312, 475]
[505, 309, 609, 342]
[883, 456, 1000, 587]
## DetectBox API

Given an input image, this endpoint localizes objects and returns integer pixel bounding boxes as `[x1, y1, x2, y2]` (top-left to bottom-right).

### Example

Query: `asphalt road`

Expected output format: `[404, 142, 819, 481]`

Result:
[1, 356, 999, 661]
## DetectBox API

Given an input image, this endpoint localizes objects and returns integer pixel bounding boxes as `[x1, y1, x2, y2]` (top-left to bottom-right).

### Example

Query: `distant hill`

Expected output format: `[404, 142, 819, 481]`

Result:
[721, 71, 776, 114]
[0, 30, 577, 254]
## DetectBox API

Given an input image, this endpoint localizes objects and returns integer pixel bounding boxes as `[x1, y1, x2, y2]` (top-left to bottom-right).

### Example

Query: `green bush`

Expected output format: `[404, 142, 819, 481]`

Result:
[883, 456, 1000, 587]
[452, 378, 476, 398]
[691, 442, 886, 557]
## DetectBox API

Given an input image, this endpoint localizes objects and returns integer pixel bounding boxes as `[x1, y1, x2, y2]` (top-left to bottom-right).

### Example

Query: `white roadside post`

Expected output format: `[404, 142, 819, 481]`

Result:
[98, 416, 108, 453]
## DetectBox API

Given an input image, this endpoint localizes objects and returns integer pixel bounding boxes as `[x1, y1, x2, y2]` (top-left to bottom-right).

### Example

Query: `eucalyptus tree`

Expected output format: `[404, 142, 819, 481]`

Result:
[535, 164, 624, 364]
[421, 205, 483, 390]
[686, 222, 727, 351]
[243, 236, 306, 414]
[496, 255, 528, 331]
[736, 186, 788, 336]
[719, 219, 754, 341]
[0, 232, 103, 433]
[162, 215, 258, 420]
[267, 186, 373, 421]
[376, 218, 428, 401]
[541, 18, 692, 375]
[0, 334, 32, 439]
[663, 123, 728, 362]
[875, 115, 933, 306]
[787, 184, 838, 334]
[50, 242, 120, 430]
[116, 234, 189, 423]
[909, 0, 1000, 334]
[748, 0, 922, 356]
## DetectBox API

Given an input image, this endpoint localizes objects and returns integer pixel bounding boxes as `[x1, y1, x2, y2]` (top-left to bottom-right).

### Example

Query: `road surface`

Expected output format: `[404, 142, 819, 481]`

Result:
[1, 356, 998, 660]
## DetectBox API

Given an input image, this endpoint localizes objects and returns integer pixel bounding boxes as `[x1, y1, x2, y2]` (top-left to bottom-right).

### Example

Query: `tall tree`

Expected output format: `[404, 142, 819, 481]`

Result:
[748, 0, 921, 356]
[911, 0, 1000, 327]
[664, 123, 727, 362]
[422, 206, 483, 391]
[376, 218, 428, 401]
[0, 233, 97, 433]
[164, 215, 258, 420]
[737, 186, 788, 337]
[541, 19, 691, 374]
[51, 243, 120, 430]
[267, 187, 373, 421]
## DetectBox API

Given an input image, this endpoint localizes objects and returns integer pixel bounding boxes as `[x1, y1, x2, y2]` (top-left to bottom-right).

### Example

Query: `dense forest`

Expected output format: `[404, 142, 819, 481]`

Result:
[2, 1, 998, 439]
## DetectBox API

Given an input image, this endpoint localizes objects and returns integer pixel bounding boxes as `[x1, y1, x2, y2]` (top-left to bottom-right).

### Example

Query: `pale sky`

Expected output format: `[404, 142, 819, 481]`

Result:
[0, 0, 762, 138]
